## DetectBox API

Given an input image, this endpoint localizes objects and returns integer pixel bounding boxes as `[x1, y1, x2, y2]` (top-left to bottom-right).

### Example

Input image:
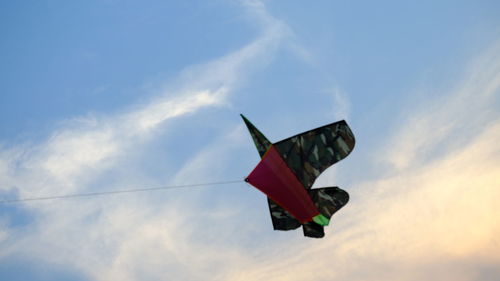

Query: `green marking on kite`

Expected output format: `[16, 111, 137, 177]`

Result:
[312, 214, 330, 226]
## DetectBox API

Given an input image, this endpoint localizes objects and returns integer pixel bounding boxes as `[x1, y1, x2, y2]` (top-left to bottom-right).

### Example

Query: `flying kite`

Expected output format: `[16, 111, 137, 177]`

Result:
[242, 115, 355, 238]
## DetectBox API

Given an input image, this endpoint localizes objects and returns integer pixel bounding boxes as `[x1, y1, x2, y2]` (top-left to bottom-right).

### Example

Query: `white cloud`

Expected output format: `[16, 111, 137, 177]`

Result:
[384, 42, 500, 171]
[126, 88, 229, 133]
[216, 41, 500, 281]
[227, 121, 500, 281]
[2, 2, 499, 281]
[0, 1, 292, 280]
[0, 0, 288, 196]
[331, 87, 351, 121]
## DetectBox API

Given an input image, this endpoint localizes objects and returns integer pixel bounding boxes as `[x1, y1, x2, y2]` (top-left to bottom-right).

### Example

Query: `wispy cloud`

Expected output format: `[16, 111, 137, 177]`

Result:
[331, 87, 351, 121]
[0, 1, 291, 280]
[218, 41, 500, 281]
[384, 42, 500, 171]
[231, 121, 500, 280]
[2, 2, 499, 281]
[0, 1, 287, 195]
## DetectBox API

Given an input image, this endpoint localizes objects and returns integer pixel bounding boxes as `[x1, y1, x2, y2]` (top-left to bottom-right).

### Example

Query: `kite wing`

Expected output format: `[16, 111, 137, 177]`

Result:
[273, 120, 355, 189]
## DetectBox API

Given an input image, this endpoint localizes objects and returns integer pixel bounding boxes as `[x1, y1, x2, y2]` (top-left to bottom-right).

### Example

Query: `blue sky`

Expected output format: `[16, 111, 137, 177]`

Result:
[1, 1, 499, 280]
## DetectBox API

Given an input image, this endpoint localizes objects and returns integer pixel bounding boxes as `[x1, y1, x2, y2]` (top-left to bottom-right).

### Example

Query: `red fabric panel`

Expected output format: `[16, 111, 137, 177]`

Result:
[246, 146, 320, 223]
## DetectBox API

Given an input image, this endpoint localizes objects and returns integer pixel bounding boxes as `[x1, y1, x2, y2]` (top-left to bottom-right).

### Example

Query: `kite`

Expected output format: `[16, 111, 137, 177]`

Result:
[242, 114, 355, 238]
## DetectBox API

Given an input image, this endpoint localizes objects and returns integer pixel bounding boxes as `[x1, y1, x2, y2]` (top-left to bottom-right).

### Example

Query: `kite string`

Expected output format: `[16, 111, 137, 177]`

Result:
[0, 179, 245, 204]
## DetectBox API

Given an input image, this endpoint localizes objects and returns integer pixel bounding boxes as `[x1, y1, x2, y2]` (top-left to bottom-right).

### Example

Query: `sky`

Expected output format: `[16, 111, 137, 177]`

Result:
[0, 0, 499, 280]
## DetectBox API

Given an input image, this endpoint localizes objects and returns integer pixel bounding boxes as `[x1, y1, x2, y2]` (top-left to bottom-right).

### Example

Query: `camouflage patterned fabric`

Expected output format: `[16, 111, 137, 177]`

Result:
[267, 198, 301, 230]
[241, 115, 355, 237]
[302, 221, 325, 238]
[240, 114, 272, 158]
[274, 120, 355, 189]
[308, 186, 349, 219]
[303, 187, 350, 238]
